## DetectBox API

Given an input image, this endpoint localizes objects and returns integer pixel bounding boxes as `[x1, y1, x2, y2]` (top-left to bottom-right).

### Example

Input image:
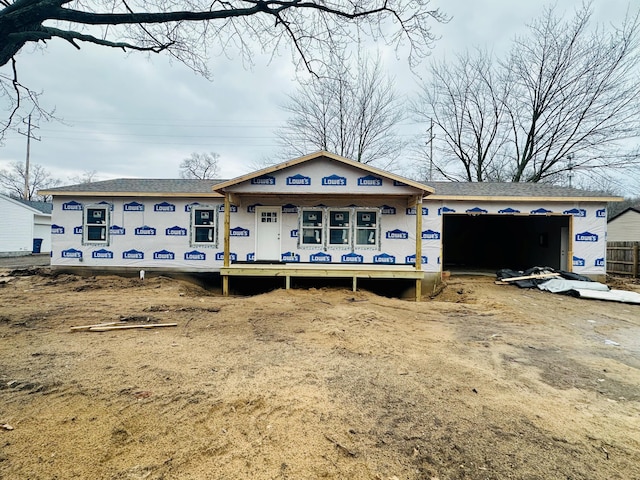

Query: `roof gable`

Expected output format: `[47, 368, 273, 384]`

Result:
[213, 151, 434, 196]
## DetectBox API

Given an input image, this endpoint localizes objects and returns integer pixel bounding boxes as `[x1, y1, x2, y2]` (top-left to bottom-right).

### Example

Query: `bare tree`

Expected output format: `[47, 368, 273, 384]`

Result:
[68, 169, 100, 184]
[414, 49, 511, 181]
[0, 0, 447, 139]
[0, 161, 60, 201]
[276, 52, 407, 169]
[179, 152, 220, 179]
[415, 3, 640, 185]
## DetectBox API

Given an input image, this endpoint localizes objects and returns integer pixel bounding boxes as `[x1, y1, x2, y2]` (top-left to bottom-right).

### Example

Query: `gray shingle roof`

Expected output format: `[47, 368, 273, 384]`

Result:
[40, 177, 617, 200]
[424, 181, 615, 199]
[11, 197, 53, 214]
[41, 178, 225, 195]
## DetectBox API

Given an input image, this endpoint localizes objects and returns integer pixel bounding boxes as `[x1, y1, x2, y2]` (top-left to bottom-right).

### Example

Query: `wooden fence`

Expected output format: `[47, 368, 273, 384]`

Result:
[607, 242, 640, 277]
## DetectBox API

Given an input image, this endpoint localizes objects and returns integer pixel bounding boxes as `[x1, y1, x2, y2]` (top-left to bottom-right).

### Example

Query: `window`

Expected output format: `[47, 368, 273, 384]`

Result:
[356, 210, 378, 246]
[83, 205, 109, 244]
[301, 209, 323, 245]
[329, 210, 350, 245]
[192, 206, 217, 245]
[261, 211, 278, 223]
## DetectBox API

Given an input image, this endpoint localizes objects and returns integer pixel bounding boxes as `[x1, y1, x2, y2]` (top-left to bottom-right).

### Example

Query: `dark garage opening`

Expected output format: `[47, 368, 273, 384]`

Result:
[442, 214, 570, 272]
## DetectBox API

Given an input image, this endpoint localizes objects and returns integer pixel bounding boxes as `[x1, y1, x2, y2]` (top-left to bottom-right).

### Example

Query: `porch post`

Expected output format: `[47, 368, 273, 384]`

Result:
[415, 196, 423, 301]
[223, 192, 231, 296]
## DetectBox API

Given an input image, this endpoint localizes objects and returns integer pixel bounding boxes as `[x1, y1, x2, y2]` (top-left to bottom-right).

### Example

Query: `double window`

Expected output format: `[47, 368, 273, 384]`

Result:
[191, 206, 217, 246]
[300, 208, 379, 248]
[83, 205, 109, 244]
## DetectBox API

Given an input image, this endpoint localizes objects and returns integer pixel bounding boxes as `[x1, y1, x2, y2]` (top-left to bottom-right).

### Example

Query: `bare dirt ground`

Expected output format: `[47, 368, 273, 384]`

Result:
[1, 264, 639, 480]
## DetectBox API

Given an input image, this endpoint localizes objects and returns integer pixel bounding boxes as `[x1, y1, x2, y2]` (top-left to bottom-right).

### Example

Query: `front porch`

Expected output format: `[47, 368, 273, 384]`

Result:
[220, 263, 426, 300]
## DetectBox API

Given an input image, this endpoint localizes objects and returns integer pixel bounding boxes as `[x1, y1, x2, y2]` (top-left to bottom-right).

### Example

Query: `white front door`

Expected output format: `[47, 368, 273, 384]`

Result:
[255, 206, 281, 261]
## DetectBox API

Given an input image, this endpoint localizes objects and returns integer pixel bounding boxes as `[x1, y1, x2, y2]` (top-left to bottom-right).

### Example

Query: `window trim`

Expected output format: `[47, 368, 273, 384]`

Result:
[299, 207, 381, 250]
[327, 208, 352, 248]
[190, 204, 218, 247]
[299, 208, 325, 247]
[354, 208, 380, 249]
[82, 204, 110, 245]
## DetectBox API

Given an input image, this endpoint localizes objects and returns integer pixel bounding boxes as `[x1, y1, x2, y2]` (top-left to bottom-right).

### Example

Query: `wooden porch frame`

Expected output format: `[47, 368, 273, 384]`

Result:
[220, 264, 425, 301]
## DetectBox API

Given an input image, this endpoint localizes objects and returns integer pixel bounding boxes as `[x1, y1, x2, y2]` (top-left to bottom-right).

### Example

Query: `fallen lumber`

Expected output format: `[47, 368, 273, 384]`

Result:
[70, 322, 127, 332]
[500, 272, 560, 283]
[88, 323, 178, 332]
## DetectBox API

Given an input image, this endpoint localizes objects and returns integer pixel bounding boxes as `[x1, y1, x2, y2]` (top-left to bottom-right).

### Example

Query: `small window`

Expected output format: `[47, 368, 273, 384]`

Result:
[301, 209, 323, 245]
[356, 210, 378, 246]
[192, 207, 217, 245]
[83, 206, 109, 244]
[329, 210, 350, 245]
[261, 211, 278, 223]
[82, 205, 109, 245]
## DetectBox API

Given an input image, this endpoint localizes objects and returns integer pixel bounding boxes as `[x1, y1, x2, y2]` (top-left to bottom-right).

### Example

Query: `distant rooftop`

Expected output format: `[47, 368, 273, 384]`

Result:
[4, 195, 53, 214]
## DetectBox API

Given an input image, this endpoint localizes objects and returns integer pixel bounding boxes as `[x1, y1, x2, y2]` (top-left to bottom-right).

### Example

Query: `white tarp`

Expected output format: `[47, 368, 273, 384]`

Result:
[537, 278, 610, 293]
[573, 289, 640, 304]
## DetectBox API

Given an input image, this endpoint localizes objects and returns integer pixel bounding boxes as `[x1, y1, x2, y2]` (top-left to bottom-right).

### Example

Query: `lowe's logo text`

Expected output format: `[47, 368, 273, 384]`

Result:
[405, 255, 428, 265]
[92, 249, 113, 259]
[51, 225, 65, 234]
[124, 202, 144, 212]
[575, 231, 598, 242]
[422, 229, 441, 240]
[341, 253, 363, 263]
[154, 202, 175, 212]
[595, 258, 605, 267]
[166, 226, 187, 236]
[386, 229, 409, 239]
[357, 175, 382, 186]
[184, 251, 206, 261]
[135, 226, 156, 235]
[573, 256, 586, 267]
[62, 201, 82, 211]
[282, 252, 300, 262]
[310, 253, 331, 263]
[154, 250, 175, 260]
[286, 174, 311, 186]
[230, 227, 250, 237]
[62, 249, 82, 258]
[374, 253, 396, 264]
[380, 205, 396, 215]
[215, 252, 237, 261]
[110, 225, 125, 235]
[322, 175, 347, 186]
[123, 250, 144, 260]
[596, 209, 606, 218]
[251, 175, 275, 185]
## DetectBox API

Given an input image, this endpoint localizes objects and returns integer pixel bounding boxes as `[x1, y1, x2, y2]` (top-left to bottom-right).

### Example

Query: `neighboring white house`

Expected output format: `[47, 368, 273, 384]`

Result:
[0, 194, 52, 256]
[607, 206, 640, 242]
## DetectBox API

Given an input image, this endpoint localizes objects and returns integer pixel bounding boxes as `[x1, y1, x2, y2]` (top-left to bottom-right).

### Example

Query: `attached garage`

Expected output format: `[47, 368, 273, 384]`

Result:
[424, 182, 620, 280]
[442, 214, 570, 271]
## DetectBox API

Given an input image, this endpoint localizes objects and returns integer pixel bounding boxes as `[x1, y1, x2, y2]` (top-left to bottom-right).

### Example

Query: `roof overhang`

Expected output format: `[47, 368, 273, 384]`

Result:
[213, 151, 435, 196]
[427, 194, 624, 203]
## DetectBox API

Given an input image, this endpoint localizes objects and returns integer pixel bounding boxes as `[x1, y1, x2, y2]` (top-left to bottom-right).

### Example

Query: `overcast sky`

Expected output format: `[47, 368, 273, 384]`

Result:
[0, 0, 635, 190]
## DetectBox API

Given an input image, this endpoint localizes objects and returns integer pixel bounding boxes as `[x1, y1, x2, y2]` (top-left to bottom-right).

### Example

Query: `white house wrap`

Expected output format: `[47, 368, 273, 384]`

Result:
[40, 152, 619, 295]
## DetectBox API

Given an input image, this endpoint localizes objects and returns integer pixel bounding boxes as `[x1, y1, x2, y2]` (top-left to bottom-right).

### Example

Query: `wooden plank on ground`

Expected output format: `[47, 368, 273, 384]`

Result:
[88, 323, 178, 332]
[70, 322, 127, 332]
[500, 272, 560, 282]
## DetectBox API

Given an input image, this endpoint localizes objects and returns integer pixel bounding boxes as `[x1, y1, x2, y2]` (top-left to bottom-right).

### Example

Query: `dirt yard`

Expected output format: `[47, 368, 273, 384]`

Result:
[1, 266, 639, 480]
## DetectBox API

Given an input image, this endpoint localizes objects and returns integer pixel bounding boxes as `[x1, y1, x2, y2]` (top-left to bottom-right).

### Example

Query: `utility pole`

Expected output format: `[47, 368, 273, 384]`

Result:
[426, 118, 435, 182]
[567, 154, 574, 188]
[18, 114, 40, 200]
